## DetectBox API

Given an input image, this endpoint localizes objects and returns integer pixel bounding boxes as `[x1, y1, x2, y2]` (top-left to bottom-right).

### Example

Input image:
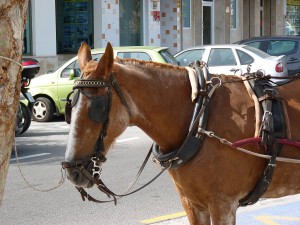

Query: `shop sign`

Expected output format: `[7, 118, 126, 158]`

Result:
[153, 11, 160, 21]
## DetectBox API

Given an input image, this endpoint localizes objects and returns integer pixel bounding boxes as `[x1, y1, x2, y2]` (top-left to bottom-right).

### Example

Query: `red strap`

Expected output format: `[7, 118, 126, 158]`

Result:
[232, 137, 300, 149]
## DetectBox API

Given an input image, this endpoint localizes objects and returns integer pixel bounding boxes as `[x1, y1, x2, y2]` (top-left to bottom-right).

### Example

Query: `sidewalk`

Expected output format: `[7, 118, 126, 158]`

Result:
[148, 194, 300, 225]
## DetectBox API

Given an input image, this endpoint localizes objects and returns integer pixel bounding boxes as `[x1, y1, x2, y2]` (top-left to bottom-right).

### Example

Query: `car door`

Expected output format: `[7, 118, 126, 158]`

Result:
[56, 60, 81, 113]
[206, 48, 239, 75]
[175, 49, 205, 66]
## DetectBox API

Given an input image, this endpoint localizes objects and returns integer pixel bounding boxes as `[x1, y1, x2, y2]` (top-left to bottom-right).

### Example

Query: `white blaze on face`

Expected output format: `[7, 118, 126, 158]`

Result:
[65, 94, 86, 161]
[185, 67, 198, 102]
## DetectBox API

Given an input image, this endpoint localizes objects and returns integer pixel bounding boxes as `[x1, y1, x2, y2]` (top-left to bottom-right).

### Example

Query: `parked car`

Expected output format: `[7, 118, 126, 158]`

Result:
[27, 46, 178, 122]
[174, 44, 288, 80]
[235, 36, 300, 75]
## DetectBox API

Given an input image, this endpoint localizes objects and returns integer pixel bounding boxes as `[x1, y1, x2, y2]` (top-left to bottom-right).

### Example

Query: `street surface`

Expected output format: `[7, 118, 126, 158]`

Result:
[1, 118, 300, 225]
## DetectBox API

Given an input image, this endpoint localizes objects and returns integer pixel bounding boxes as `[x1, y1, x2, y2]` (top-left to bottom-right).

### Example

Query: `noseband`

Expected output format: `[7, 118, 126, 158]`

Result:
[62, 73, 132, 203]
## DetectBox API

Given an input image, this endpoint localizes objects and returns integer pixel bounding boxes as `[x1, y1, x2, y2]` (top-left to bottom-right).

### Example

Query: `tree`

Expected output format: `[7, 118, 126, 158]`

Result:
[0, 0, 29, 204]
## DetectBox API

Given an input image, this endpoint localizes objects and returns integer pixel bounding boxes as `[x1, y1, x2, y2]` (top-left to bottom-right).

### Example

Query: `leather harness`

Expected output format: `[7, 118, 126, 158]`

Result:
[62, 63, 300, 206]
[238, 76, 287, 206]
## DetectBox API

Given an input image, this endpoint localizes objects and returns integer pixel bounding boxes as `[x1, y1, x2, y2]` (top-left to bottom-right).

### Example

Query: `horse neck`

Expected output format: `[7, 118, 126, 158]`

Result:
[114, 62, 195, 152]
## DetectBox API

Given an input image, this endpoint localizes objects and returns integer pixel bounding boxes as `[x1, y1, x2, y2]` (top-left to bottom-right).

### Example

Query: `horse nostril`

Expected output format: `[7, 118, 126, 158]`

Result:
[67, 168, 82, 184]
[73, 170, 81, 182]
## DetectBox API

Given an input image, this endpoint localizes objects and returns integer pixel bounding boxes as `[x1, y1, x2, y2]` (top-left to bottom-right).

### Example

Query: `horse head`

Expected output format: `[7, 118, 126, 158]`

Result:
[63, 42, 131, 188]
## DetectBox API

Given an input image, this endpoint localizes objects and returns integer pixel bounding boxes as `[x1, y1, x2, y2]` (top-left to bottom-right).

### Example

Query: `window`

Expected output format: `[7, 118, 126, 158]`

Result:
[286, 3, 300, 36]
[56, 0, 94, 53]
[230, 0, 237, 29]
[61, 61, 81, 78]
[244, 41, 263, 49]
[117, 52, 151, 61]
[208, 48, 237, 66]
[236, 50, 254, 65]
[243, 46, 270, 58]
[175, 49, 205, 66]
[60, 53, 102, 78]
[119, 0, 143, 46]
[159, 50, 178, 65]
[182, 0, 191, 28]
[23, 1, 32, 55]
[267, 40, 298, 56]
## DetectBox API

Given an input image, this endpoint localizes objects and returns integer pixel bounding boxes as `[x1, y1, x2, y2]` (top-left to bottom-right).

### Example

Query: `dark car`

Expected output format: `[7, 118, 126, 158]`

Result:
[235, 36, 300, 75]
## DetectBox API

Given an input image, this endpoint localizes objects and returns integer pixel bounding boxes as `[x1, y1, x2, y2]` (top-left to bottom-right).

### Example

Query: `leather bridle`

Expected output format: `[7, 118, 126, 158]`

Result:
[62, 73, 133, 203]
[61, 73, 167, 204]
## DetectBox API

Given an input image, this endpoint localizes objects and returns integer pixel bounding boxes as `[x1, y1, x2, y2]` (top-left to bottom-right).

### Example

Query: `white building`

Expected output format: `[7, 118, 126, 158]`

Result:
[24, 0, 298, 73]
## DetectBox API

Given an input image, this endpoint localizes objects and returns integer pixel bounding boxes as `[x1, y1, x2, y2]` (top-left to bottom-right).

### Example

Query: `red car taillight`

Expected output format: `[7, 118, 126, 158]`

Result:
[275, 63, 283, 73]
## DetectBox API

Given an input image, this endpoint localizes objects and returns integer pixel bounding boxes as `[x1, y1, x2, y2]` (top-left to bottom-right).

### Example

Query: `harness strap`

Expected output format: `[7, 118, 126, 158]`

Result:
[238, 78, 286, 207]
[152, 73, 221, 169]
[73, 145, 168, 204]
[239, 139, 279, 206]
[110, 75, 132, 118]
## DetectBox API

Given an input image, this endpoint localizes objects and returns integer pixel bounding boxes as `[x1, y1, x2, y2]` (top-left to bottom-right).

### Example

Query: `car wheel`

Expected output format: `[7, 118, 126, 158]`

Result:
[32, 97, 54, 122]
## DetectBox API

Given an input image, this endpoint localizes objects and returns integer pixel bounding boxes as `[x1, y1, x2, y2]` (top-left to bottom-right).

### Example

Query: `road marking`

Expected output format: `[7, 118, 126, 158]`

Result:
[10, 153, 51, 161]
[116, 137, 140, 143]
[256, 215, 300, 225]
[140, 211, 186, 224]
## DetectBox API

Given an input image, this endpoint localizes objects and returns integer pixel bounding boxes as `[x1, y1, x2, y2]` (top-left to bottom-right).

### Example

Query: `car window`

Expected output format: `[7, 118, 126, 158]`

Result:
[61, 61, 81, 78]
[92, 53, 104, 61]
[267, 40, 297, 56]
[243, 45, 270, 58]
[207, 48, 237, 66]
[175, 49, 205, 66]
[244, 41, 262, 49]
[159, 49, 178, 65]
[236, 50, 254, 65]
[117, 52, 152, 61]
[60, 53, 103, 78]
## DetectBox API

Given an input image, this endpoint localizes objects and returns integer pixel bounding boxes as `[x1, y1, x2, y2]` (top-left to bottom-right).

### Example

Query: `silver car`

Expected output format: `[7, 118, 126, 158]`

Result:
[174, 44, 288, 82]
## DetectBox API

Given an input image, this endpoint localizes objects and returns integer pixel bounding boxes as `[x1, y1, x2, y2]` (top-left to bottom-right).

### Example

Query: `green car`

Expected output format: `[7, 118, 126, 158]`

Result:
[28, 46, 178, 122]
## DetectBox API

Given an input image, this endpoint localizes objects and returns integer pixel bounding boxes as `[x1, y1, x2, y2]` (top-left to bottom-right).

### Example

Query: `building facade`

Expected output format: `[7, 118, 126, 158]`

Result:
[24, 0, 299, 73]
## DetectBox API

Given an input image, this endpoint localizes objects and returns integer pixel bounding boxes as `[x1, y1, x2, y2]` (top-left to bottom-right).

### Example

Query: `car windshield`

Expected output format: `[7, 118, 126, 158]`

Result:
[243, 45, 271, 58]
[159, 50, 178, 65]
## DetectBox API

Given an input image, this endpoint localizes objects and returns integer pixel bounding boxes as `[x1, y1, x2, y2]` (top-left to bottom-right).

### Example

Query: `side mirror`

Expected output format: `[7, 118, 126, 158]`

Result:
[69, 69, 75, 80]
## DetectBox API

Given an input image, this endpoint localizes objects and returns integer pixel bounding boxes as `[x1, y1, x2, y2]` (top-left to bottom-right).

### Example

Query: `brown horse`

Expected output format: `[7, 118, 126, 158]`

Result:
[64, 42, 300, 225]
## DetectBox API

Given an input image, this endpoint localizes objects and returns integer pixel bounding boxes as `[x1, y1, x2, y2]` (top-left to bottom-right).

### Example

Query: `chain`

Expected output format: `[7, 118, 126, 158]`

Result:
[198, 128, 300, 164]
[13, 137, 66, 192]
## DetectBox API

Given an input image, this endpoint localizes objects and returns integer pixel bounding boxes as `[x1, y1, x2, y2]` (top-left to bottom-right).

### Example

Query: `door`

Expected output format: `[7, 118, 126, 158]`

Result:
[119, 0, 143, 46]
[203, 1, 214, 44]
[206, 47, 240, 75]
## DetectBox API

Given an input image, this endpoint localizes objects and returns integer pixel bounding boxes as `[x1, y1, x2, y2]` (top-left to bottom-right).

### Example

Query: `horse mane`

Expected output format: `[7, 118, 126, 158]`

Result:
[82, 60, 98, 74]
[82, 57, 244, 86]
[116, 57, 187, 78]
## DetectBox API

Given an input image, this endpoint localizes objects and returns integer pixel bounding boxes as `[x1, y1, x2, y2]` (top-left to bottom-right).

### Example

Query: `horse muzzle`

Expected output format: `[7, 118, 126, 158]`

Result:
[62, 161, 95, 188]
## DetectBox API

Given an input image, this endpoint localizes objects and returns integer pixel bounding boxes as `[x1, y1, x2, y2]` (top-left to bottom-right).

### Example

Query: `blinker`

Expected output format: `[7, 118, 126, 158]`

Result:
[65, 89, 80, 124]
[65, 89, 109, 124]
[89, 95, 109, 123]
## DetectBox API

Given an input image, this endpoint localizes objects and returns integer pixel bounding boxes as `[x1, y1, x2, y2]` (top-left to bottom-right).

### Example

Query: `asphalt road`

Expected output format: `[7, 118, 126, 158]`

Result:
[1, 118, 300, 225]
[1, 118, 183, 225]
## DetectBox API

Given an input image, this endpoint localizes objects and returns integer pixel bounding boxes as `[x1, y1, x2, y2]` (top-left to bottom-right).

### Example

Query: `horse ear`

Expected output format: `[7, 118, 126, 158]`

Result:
[78, 42, 92, 71]
[94, 42, 114, 77]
